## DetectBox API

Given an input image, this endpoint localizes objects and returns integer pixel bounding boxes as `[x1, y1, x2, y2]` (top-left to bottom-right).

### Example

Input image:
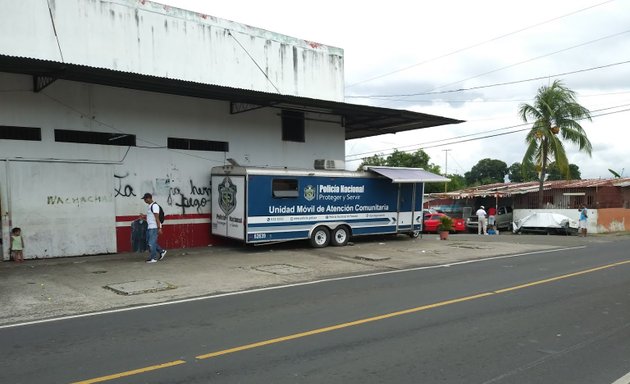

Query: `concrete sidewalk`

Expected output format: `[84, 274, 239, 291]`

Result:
[1, 233, 625, 326]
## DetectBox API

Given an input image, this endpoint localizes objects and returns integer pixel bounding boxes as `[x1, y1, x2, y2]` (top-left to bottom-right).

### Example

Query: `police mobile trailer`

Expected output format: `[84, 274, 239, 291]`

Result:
[211, 164, 448, 247]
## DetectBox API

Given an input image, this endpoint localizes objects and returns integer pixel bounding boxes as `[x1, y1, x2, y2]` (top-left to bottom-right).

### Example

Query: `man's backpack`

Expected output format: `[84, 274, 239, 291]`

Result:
[151, 203, 165, 224]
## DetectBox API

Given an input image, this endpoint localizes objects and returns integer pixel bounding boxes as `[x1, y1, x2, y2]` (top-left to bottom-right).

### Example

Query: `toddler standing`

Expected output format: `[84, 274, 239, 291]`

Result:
[10, 227, 24, 263]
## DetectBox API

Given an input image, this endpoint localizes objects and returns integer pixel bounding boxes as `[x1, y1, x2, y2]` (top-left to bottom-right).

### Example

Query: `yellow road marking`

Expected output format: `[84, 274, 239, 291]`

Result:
[195, 292, 494, 359]
[73, 259, 630, 382]
[494, 259, 630, 293]
[197, 259, 630, 360]
[71, 360, 186, 384]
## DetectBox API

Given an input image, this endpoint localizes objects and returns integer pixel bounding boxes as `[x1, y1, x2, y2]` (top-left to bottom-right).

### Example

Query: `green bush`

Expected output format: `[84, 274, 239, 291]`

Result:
[438, 215, 453, 232]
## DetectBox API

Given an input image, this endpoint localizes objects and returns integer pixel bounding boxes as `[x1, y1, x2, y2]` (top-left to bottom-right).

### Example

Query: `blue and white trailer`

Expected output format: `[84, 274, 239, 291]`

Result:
[211, 165, 448, 247]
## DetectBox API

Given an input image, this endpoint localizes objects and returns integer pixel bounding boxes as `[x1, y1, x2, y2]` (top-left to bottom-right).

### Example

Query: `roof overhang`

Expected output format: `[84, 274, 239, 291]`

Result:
[367, 166, 450, 183]
[0, 55, 464, 140]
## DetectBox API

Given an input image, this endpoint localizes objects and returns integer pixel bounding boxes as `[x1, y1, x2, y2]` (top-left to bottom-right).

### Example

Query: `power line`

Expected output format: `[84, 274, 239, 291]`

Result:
[346, 59, 630, 99]
[360, 90, 630, 104]
[346, 60, 630, 99]
[46, 0, 65, 63]
[417, 107, 630, 151]
[418, 28, 630, 96]
[345, 122, 531, 159]
[227, 30, 282, 94]
[345, 105, 630, 160]
[447, 152, 466, 175]
[347, 105, 630, 159]
[345, 0, 616, 88]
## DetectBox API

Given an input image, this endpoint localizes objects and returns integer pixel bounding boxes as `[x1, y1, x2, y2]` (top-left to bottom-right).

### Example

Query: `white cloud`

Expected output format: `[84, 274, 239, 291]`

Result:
[160, 0, 630, 179]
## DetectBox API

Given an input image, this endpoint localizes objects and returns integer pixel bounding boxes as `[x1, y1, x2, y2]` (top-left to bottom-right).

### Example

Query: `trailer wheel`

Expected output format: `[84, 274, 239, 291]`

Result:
[331, 226, 350, 246]
[310, 226, 330, 248]
[408, 230, 420, 239]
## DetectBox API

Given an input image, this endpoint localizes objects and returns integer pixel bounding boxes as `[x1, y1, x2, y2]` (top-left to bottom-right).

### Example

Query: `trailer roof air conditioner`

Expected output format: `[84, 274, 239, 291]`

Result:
[314, 159, 345, 170]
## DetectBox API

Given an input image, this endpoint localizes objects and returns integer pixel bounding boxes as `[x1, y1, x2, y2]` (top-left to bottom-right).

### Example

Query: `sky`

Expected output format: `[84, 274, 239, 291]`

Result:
[160, 0, 630, 179]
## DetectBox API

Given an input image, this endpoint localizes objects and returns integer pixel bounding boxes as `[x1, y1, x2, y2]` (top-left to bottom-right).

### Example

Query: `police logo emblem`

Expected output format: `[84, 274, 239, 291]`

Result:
[218, 177, 237, 215]
[304, 185, 315, 201]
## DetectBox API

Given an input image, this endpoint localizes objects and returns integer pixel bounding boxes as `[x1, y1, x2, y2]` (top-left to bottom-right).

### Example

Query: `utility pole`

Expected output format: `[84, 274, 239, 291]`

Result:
[443, 149, 451, 192]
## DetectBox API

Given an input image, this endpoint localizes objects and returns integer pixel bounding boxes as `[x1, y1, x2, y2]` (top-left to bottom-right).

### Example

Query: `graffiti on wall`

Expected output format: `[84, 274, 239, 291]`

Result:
[47, 195, 112, 206]
[113, 172, 211, 215]
[114, 172, 136, 198]
[167, 180, 211, 214]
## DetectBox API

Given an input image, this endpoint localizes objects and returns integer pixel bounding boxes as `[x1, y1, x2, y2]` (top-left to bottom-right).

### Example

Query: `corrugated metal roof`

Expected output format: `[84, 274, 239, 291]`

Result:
[0, 54, 463, 139]
[429, 178, 630, 198]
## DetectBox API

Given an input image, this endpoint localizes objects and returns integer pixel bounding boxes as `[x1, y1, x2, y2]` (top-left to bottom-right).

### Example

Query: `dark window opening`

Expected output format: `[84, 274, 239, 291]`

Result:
[587, 195, 594, 206]
[55, 129, 136, 146]
[272, 178, 299, 198]
[168, 137, 229, 152]
[0, 126, 41, 141]
[282, 110, 305, 142]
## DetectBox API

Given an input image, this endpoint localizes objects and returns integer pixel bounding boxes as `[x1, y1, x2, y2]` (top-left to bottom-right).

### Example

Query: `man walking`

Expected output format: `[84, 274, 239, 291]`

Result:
[142, 193, 167, 263]
[476, 205, 488, 235]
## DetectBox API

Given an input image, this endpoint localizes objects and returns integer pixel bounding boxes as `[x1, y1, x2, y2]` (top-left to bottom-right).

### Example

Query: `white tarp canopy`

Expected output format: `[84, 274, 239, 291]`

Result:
[513, 212, 578, 233]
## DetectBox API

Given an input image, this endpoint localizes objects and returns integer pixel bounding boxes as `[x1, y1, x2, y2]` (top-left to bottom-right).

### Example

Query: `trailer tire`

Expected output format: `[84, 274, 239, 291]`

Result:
[408, 230, 420, 238]
[331, 226, 350, 246]
[310, 226, 330, 248]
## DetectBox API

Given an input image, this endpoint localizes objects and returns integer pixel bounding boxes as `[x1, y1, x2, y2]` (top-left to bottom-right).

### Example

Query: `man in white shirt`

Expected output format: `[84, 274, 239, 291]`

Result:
[142, 193, 167, 263]
[476, 205, 488, 235]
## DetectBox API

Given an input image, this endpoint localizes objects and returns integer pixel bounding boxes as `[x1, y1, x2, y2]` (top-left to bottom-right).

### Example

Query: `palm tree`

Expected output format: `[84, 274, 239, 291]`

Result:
[519, 80, 592, 208]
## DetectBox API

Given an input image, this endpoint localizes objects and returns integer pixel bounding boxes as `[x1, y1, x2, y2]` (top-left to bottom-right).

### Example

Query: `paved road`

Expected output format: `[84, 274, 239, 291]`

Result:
[0, 232, 583, 326]
[2, 239, 630, 383]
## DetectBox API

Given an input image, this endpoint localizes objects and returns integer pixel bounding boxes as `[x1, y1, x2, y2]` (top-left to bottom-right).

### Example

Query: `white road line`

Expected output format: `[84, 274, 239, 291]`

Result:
[612, 371, 630, 384]
[0, 246, 586, 330]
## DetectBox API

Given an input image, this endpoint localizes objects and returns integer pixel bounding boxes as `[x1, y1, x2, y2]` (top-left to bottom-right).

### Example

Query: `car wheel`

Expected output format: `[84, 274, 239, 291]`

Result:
[310, 226, 330, 248]
[331, 226, 350, 246]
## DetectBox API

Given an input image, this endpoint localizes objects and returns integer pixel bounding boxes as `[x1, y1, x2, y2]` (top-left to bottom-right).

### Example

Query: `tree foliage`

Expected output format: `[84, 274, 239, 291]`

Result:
[444, 174, 467, 192]
[609, 168, 623, 178]
[358, 149, 439, 172]
[464, 158, 508, 185]
[358, 149, 456, 193]
[546, 162, 581, 180]
[519, 79, 592, 207]
[507, 162, 538, 182]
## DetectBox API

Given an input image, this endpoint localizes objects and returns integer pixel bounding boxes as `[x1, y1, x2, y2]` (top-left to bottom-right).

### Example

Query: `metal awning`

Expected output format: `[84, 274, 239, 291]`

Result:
[367, 167, 450, 183]
[0, 55, 464, 140]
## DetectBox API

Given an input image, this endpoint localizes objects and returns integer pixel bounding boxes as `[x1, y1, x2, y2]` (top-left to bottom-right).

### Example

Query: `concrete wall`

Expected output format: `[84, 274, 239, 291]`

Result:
[0, 72, 345, 258]
[596, 208, 630, 233]
[6, 162, 116, 257]
[0, 0, 344, 101]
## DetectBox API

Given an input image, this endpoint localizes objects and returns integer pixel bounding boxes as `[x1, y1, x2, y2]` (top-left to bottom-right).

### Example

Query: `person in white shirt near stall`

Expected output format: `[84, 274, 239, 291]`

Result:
[476, 205, 488, 235]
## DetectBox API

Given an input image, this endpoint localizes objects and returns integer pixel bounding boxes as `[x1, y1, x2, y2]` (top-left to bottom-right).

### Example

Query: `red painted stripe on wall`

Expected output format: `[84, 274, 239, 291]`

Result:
[117, 221, 220, 253]
[116, 213, 210, 222]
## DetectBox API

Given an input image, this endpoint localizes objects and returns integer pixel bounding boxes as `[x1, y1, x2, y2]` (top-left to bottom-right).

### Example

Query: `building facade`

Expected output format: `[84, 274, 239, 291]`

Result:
[0, 0, 461, 259]
[426, 178, 630, 234]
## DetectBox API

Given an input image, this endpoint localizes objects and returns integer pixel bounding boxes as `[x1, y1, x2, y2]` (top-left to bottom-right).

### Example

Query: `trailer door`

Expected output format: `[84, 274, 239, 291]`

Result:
[211, 175, 245, 240]
[396, 183, 416, 232]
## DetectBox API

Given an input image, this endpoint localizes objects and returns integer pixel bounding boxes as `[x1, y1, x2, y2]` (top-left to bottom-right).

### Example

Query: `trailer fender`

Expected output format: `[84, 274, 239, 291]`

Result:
[307, 222, 347, 234]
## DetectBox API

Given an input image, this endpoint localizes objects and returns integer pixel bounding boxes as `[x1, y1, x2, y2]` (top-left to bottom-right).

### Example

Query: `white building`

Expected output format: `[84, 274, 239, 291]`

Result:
[0, 0, 461, 259]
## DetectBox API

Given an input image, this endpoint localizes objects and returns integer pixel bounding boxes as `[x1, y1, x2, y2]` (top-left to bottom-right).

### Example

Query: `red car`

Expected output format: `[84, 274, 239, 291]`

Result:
[423, 213, 466, 233]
